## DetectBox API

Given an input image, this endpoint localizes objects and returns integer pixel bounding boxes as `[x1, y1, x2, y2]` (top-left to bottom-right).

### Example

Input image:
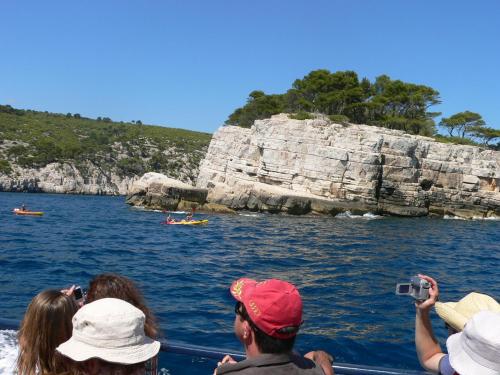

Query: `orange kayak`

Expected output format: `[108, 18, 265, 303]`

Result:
[13, 208, 44, 216]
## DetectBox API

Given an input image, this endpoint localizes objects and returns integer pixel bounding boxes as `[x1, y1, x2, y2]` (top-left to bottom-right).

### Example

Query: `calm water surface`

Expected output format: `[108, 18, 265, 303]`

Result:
[0, 192, 499, 373]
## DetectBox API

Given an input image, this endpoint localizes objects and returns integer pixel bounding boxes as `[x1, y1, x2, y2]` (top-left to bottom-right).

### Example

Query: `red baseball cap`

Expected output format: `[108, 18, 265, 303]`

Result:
[230, 278, 303, 339]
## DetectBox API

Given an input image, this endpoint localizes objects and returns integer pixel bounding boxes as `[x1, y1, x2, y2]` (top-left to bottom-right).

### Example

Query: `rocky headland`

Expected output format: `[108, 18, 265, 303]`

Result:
[0, 108, 210, 195]
[0, 156, 198, 196]
[0, 160, 137, 195]
[126, 172, 207, 209]
[184, 114, 499, 218]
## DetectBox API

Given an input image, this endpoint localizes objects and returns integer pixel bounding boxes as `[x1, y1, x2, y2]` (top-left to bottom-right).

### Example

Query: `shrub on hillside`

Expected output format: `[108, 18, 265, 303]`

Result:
[0, 159, 12, 174]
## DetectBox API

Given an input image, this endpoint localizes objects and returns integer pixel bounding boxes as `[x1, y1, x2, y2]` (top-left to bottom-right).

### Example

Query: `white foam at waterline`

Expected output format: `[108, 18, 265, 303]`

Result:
[130, 206, 147, 210]
[444, 215, 500, 221]
[0, 330, 18, 375]
[131, 206, 162, 212]
[238, 213, 261, 217]
[473, 216, 500, 221]
[443, 215, 467, 220]
[362, 212, 382, 219]
[335, 211, 382, 220]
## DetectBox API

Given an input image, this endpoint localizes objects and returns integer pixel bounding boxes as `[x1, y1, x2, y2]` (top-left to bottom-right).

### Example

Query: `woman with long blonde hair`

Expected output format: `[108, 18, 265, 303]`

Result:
[17, 289, 79, 375]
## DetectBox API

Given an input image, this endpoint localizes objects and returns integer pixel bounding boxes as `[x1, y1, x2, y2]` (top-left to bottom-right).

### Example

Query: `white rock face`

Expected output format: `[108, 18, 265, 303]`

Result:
[127, 172, 195, 196]
[0, 141, 204, 195]
[197, 114, 500, 218]
[126, 172, 208, 210]
[0, 161, 138, 195]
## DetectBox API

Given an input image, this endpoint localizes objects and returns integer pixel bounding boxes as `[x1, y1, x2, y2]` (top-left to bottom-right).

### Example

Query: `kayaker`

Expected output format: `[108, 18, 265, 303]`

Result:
[21, 203, 27, 211]
[214, 278, 335, 375]
[185, 213, 193, 221]
[167, 215, 175, 224]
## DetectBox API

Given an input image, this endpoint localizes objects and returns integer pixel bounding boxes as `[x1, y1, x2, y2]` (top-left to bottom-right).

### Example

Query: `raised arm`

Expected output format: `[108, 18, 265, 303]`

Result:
[415, 274, 444, 374]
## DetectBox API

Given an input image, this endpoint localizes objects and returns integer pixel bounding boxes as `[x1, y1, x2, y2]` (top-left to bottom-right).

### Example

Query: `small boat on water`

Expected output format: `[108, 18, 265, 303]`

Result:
[163, 219, 208, 225]
[13, 208, 44, 216]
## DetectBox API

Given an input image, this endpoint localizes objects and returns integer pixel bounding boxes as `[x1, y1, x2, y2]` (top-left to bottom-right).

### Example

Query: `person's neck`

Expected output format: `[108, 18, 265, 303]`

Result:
[244, 342, 262, 358]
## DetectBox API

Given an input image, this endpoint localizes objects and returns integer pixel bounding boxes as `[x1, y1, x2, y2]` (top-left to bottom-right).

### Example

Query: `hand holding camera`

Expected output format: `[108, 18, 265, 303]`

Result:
[61, 284, 86, 307]
[396, 274, 438, 309]
[73, 286, 85, 303]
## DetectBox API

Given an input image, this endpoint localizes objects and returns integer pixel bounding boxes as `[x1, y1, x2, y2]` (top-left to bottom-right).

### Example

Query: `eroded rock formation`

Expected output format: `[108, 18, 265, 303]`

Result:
[196, 114, 500, 218]
[126, 172, 209, 210]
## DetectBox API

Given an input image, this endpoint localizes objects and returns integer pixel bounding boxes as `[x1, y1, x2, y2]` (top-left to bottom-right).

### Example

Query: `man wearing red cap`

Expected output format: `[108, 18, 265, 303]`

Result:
[214, 278, 334, 375]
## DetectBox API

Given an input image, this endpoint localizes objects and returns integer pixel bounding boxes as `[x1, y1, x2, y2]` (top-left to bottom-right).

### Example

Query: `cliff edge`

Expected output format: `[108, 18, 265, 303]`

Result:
[196, 114, 500, 218]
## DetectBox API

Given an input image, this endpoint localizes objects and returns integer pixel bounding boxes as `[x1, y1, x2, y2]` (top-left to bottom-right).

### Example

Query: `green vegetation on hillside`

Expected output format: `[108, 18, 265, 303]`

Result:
[0, 105, 212, 178]
[226, 69, 500, 149]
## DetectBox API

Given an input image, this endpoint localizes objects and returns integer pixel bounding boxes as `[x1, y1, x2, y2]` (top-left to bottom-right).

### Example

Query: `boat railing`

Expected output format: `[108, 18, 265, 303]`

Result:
[0, 318, 430, 375]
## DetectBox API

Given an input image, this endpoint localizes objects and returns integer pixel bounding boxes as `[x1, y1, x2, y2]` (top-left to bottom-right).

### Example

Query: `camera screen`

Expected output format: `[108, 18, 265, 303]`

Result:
[397, 284, 410, 294]
[74, 288, 83, 300]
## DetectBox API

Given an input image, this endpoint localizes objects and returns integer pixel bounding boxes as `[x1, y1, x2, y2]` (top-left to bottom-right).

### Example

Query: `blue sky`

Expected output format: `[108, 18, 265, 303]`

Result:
[1, 1, 499, 133]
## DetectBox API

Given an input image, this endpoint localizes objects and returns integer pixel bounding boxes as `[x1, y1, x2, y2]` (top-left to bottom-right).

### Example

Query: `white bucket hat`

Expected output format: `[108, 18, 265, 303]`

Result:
[435, 292, 500, 332]
[56, 298, 160, 364]
[446, 311, 500, 375]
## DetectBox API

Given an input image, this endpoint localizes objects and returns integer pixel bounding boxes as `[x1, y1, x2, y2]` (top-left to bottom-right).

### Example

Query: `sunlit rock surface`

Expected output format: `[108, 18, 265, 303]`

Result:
[0, 162, 137, 195]
[196, 114, 500, 218]
[126, 172, 208, 210]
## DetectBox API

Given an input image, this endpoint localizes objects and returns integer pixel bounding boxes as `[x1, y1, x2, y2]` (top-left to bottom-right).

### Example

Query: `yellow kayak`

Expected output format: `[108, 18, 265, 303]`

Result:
[164, 219, 208, 225]
[13, 208, 44, 216]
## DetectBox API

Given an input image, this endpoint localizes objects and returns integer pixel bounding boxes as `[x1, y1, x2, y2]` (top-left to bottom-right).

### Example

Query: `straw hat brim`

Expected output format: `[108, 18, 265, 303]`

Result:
[435, 293, 500, 332]
[56, 336, 160, 364]
[435, 301, 467, 331]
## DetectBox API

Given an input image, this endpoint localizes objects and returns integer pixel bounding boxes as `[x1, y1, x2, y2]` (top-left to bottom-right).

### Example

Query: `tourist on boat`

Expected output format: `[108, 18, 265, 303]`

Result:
[56, 298, 160, 375]
[85, 273, 160, 375]
[17, 289, 83, 375]
[214, 278, 335, 375]
[415, 274, 500, 375]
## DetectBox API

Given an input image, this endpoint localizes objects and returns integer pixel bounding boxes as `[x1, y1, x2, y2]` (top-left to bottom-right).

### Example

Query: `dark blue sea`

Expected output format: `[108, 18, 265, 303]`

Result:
[0, 192, 499, 374]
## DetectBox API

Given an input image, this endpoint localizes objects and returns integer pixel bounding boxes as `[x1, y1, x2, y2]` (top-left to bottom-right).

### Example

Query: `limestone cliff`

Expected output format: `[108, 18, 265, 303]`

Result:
[0, 107, 210, 195]
[196, 114, 500, 218]
[0, 162, 138, 195]
[0, 151, 203, 195]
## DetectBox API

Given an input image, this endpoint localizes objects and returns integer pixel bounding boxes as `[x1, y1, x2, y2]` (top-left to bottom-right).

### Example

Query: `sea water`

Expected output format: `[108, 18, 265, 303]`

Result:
[0, 192, 499, 374]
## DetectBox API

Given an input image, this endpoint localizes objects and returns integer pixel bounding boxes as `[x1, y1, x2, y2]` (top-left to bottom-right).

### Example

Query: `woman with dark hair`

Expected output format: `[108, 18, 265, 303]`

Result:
[17, 290, 82, 375]
[85, 273, 160, 374]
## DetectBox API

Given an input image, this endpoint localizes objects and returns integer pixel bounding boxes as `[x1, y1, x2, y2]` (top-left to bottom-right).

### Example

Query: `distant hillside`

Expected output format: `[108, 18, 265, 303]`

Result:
[0, 105, 211, 194]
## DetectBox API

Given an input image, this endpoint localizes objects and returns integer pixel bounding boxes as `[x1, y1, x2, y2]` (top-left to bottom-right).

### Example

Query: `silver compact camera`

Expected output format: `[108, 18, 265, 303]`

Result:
[395, 276, 431, 301]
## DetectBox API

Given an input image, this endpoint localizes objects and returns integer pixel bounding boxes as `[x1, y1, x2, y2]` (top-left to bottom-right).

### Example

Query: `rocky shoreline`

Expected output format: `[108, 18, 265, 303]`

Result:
[2, 114, 499, 219]
[0, 161, 138, 195]
[127, 114, 500, 219]
[0, 162, 132, 195]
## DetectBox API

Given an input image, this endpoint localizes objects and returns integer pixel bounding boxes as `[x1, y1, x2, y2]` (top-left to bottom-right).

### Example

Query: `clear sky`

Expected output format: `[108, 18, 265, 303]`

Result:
[1, 1, 499, 133]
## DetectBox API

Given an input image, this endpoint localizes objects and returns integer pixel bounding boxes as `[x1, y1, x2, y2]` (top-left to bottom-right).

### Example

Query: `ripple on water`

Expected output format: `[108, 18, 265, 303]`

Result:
[0, 193, 499, 374]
